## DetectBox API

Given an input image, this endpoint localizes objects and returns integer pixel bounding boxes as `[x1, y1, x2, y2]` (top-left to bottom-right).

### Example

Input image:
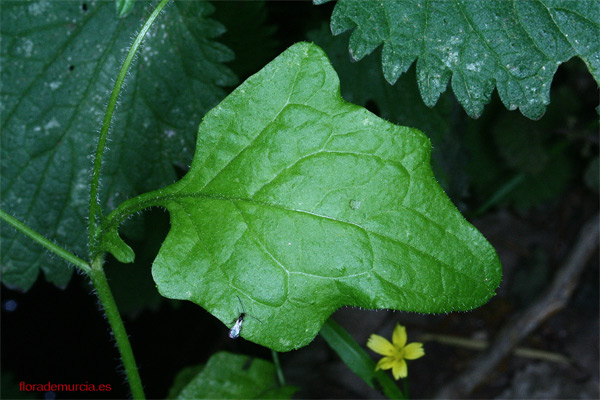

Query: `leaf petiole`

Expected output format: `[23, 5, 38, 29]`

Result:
[85, 1, 171, 398]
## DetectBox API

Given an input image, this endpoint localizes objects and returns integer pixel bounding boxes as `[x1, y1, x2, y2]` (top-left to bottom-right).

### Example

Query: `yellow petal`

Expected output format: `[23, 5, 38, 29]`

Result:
[392, 323, 407, 349]
[375, 356, 395, 371]
[367, 334, 395, 356]
[404, 342, 425, 360]
[392, 359, 408, 380]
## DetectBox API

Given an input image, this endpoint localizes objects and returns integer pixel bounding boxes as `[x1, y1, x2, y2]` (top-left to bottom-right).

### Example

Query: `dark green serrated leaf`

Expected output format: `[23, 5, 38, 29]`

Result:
[319, 0, 600, 119]
[108, 42, 501, 351]
[172, 352, 297, 399]
[0, 1, 235, 290]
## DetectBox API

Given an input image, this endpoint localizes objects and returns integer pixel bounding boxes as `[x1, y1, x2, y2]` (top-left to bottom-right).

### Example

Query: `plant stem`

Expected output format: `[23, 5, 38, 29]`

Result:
[271, 349, 285, 386]
[89, 255, 145, 399]
[85, 2, 171, 398]
[88, 0, 171, 256]
[0, 209, 91, 273]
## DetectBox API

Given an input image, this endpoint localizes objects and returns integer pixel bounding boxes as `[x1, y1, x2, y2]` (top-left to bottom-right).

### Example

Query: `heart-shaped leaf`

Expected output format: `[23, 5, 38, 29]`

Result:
[106, 42, 501, 351]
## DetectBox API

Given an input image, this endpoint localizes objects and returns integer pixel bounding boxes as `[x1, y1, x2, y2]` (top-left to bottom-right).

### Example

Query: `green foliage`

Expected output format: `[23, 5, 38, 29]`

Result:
[115, 0, 135, 18]
[464, 83, 583, 210]
[1, 1, 596, 398]
[104, 209, 169, 317]
[307, 24, 469, 199]
[105, 42, 501, 351]
[168, 352, 297, 399]
[0, 0, 235, 290]
[316, 0, 600, 119]
[320, 319, 405, 398]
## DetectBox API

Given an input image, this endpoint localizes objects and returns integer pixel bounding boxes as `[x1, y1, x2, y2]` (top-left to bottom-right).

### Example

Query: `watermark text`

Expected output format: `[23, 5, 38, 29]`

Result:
[19, 381, 111, 393]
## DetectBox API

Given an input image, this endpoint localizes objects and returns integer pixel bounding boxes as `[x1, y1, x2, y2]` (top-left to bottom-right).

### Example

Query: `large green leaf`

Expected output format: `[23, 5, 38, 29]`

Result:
[0, 1, 235, 290]
[316, 0, 600, 119]
[168, 352, 297, 399]
[307, 24, 469, 200]
[106, 42, 501, 351]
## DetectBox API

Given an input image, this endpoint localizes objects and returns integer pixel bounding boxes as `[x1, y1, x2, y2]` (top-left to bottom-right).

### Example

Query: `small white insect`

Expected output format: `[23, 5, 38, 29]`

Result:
[229, 295, 261, 339]
[229, 313, 244, 339]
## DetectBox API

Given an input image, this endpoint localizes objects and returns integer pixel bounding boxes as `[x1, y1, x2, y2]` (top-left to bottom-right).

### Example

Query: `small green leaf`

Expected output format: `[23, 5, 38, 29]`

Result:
[110, 42, 501, 351]
[320, 0, 600, 119]
[170, 352, 297, 399]
[115, 0, 135, 18]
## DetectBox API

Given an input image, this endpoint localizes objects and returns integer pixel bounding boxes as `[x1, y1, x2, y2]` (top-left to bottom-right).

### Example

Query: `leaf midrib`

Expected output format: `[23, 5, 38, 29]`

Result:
[150, 184, 487, 290]
[175, 195, 486, 307]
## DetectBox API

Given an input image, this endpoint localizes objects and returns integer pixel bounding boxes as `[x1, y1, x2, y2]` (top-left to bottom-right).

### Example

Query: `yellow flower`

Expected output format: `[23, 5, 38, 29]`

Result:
[367, 323, 425, 380]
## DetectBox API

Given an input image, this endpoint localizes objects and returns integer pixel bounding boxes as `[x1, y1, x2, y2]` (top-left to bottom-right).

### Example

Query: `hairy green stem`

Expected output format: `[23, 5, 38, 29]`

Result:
[102, 187, 172, 236]
[88, 0, 171, 256]
[0, 209, 91, 273]
[85, 1, 171, 397]
[89, 255, 145, 399]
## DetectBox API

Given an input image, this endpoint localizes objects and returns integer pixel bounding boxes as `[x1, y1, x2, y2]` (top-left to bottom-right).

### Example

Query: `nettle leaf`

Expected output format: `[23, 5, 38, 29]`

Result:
[169, 352, 297, 399]
[108, 42, 501, 351]
[0, 1, 235, 290]
[317, 0, 600, 119]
